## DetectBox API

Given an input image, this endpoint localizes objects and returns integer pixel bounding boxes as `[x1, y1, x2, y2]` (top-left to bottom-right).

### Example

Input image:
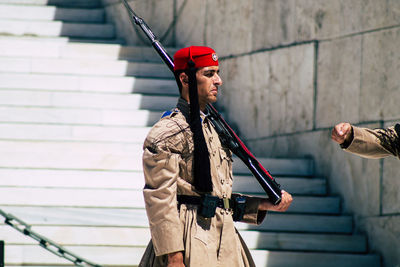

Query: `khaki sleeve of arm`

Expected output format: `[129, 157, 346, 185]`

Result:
[344, 125, 400, 159]
[232, 193, 267, 225]
[142, 146, 184, 256]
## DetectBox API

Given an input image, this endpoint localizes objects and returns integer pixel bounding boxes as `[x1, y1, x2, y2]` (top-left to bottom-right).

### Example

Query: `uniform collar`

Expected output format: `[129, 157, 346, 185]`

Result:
[176, 97, 208, 123]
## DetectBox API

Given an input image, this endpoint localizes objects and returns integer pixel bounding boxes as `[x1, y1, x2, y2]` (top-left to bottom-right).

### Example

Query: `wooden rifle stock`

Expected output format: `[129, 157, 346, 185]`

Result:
[121, 0, 282, 204]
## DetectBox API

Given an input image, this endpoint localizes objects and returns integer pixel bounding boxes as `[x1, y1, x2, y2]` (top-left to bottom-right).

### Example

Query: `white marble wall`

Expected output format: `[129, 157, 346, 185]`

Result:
[219, 44, 314, 138]
[102, 1, 400, 266]
[102, 0, 175, 46]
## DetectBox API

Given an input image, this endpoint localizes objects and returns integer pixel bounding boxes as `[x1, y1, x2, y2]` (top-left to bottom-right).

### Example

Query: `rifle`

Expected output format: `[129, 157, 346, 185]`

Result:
[121, 0, 282, 205]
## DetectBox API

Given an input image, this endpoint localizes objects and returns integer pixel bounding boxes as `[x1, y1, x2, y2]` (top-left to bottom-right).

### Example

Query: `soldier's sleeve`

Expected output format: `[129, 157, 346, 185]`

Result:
[142, 121, 185, 256]
[344, 124, 400, 159]
[231, 193, 267, 225]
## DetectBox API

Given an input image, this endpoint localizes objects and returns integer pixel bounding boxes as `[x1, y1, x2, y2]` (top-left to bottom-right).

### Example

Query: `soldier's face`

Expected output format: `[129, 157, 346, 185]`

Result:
[196, 66, 223, 107]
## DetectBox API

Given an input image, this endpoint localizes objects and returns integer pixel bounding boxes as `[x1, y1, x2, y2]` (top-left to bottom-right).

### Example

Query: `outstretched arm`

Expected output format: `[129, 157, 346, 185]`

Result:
[331, 123, 400, 159]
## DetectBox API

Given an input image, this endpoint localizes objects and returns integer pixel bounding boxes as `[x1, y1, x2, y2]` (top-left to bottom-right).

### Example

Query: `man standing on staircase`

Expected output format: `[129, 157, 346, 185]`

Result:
[331, 122, 400, 159]
[139, 46, 293, 267]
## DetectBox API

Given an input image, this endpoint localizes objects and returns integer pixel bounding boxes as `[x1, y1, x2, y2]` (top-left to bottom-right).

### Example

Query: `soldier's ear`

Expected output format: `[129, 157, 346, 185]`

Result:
[180, 73, 189, 84]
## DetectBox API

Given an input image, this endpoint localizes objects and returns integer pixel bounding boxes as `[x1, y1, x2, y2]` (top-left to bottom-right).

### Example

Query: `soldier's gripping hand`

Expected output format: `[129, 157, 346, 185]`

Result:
[331, 122, 353, 145]
[259, 190, 293, 212]
[167, 251, 185, 267]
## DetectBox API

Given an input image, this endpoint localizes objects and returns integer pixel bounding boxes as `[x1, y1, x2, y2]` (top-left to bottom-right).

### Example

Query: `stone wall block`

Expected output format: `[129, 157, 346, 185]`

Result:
[204, 0, 253, 57]
[219, 56, 258, 137]
[382, 157, 400, 214]
[268, 44, 314, 135]
[103, 0, 175, 46]
[174, 0, 206, 47]
[293, 0, 327, 41]
[361, 0, 400, 32]
[361, 28, 400, 122]
[361, 216, 400, 267]
[251, 0, 400, 49]
[294, 0, 365, 41]
[219, 44, 314, 139]
[251, 0, 296, 50]
[316, 35, 362, 128]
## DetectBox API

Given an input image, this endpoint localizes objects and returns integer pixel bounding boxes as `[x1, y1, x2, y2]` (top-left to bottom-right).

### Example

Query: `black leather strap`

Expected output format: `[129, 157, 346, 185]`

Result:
[177, 195, 233, 209]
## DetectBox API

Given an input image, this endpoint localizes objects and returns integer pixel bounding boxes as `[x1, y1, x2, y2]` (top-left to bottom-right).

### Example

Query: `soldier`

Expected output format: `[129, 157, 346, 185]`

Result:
[331, 122, 400, 159]
[139, 46, 293, 267]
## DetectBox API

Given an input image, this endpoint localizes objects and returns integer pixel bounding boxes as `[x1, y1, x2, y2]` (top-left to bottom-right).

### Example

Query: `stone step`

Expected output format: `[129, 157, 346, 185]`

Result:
[0, 207, 352, 233]
[2, 244, 380, 267]
[0, 57, 171, 78]
[0, 140, 315, 175]
[0, 169, 325, 196]
[279, 196, 340, 214]
[0, 19, 114, 39]
[0, 169, 145, 189]
[0, 206, 150, 228]
[233, 157, 314, 176]
[0, 35, 126, 45]
[233, 174, 327, 195]
[250, 251, 380, 267]
[240, 213, 353, 234]
[0, 0, 101, 8]
[0, 123, 151, 143]
[0, 187, 339, 214]
[0, 36, 175, 61]
[0, 5, 104, 23]
[0, 73, 177, 95]
[240, 231, 366, 253]
[0, 106, 162, 127]
[61, 38, 126, 44]
[0, 140, 144, 171]
[0, 225, 367, 253]
[0, 89, 178, 111]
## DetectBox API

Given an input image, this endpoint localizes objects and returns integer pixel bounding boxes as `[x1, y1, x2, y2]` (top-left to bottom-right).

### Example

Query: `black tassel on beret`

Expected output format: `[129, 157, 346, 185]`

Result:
[186, 61, 213, 192]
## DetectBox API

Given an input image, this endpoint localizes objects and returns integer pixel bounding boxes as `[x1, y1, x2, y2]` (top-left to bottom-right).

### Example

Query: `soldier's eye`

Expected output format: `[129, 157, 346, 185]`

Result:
[204, 71, 215, 77]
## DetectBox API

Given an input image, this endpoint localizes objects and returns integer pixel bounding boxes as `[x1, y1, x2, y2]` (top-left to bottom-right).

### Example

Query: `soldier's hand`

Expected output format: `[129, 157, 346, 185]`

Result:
[259, 190, 293, 212]
[167, 251, 185, 267]
[331, 122, 352, 145]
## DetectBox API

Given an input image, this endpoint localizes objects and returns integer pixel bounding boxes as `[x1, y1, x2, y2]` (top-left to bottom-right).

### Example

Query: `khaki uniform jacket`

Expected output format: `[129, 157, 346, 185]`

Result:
[343, 124, 400, 159]
[139, 99, 267, 267]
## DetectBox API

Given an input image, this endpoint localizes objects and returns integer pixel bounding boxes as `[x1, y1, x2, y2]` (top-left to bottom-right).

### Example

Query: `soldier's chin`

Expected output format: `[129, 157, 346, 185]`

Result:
[209, 96, 218, 103]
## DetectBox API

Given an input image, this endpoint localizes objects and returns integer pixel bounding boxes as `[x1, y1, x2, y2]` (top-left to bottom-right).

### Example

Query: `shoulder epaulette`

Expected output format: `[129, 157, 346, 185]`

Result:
[161, 110, 172, 118]
[161, 108, 179, 119]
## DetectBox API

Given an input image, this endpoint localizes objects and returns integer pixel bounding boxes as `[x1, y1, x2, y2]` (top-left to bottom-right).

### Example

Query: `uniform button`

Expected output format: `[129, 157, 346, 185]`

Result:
[220, 179, 224, 184]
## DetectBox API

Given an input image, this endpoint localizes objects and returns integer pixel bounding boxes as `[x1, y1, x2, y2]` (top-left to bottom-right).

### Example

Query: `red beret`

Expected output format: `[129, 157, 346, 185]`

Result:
[173, 46, 219, 71]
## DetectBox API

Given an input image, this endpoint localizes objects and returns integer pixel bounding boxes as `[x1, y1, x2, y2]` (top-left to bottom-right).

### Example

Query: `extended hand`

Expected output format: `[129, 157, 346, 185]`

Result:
[331, 122, 352, 145]
[259, 190, 293, 212]
[167, 251, 185, 267]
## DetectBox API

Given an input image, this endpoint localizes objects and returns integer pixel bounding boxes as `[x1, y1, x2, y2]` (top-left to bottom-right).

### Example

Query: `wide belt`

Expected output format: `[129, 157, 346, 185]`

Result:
[177, 195, 233, 209]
